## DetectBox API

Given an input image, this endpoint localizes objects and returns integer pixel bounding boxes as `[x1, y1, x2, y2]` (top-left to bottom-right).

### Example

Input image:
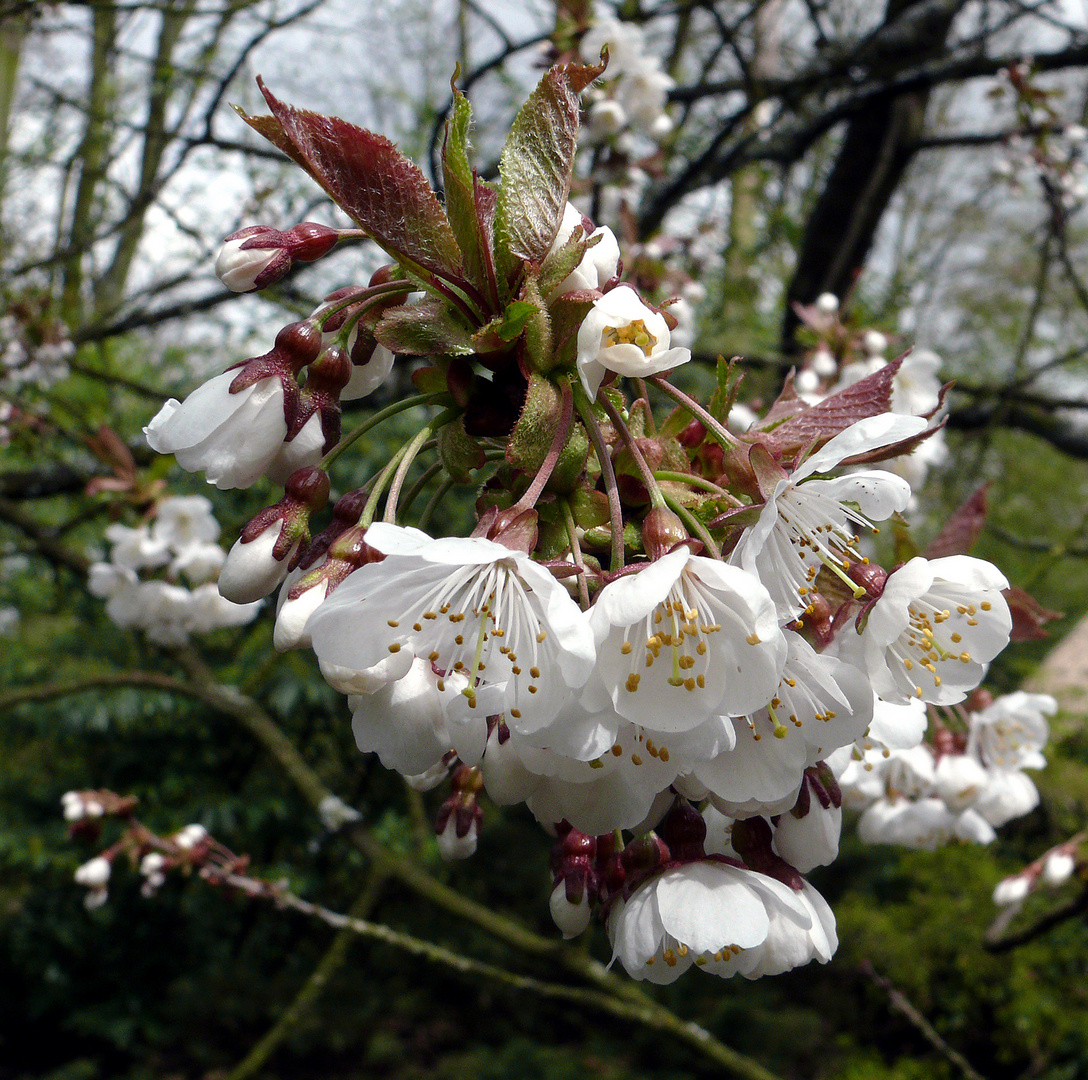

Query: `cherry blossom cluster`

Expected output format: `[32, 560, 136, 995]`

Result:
[790, 293, 949, 504]
[993, 62, 1088, 213]
[87, 495, 259, 645]
[831, 690, 1054, 850]
[993, 829, 1084, 908]
[63, 788, 227, 908]
[136, 63, 1033, 982]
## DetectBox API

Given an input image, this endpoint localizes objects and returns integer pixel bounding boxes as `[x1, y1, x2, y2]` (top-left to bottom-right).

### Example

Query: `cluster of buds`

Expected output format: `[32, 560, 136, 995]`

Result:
[64, 788, 245, 908]
[993, 833, 1085, 908]
[993, 61, 1088, 214]
[136, 61, 1047, 982]
[87, 495, 259, 644]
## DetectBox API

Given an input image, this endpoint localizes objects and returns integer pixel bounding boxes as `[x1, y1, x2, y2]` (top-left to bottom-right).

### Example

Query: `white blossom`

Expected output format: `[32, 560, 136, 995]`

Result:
[145, 371, 290, 490]
[576, 287, 690, 398]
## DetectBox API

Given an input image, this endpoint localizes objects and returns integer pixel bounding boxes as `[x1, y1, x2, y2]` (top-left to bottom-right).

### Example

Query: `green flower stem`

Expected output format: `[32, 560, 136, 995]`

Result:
[597, 393, 667, 511]
[322, 391, 451, 469]
[383, 408, 459, 524]
[649, 375, 742, 451]
[361, 444, 410, 527]
[312, 277, 414, 330]
[574, 386, 625, 572]
[662, 491, 721, 559]
[398, 459, 445, 520]
[418, 475, 455, 532]
[653, 470, 731, 497]
[561, 497, 591, 609]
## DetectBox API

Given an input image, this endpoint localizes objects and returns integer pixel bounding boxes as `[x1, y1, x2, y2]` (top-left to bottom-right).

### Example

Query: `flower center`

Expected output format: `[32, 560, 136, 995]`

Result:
[602, 319, 657, 356]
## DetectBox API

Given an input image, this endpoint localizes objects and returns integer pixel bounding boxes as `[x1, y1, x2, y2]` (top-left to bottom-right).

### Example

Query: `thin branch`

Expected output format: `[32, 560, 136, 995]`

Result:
[860, 960, 989, 1080]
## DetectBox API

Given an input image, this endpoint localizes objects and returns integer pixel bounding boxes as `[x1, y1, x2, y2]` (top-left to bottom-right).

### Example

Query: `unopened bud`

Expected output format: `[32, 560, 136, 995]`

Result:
[216, 222, 340, 293]
[641, 507, 688, 560]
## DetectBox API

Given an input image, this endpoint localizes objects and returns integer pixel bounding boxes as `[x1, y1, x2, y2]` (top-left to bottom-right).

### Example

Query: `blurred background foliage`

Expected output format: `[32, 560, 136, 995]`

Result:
[3, 2, 1088, 1079]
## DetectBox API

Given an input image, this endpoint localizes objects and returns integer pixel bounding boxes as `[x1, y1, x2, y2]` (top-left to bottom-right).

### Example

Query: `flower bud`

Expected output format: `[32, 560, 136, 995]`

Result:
[550, 881, 592, 938]
[641, 507, 688, 560]
[74, 856, 111, 888]
[219, 468, 330, 604]
[215, 222, 340, 293]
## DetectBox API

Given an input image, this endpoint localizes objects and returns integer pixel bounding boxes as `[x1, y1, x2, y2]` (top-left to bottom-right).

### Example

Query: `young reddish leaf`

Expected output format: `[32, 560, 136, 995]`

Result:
[442, 83, 497, 309]
[925, 483, 990, 558]
[240, 80, 463, 284]
[772, 355, 903, 450]
[494, 60, 605, 285]
[375, 298, 475, 356]
[1005, 586, 1064, 642]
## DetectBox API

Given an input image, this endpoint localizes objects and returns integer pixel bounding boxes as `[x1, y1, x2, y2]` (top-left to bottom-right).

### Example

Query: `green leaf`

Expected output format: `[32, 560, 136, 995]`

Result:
[375, 298, 475, 356]
[493, 60, 605, 288]
[441, 81, 498, 308]
[498, 300, 540, 342]
[238, 79, 463, 285]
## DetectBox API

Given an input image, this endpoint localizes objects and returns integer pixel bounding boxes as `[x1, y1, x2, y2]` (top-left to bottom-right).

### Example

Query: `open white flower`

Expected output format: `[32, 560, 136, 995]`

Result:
[862, 555, 1011, 705]
[732, 413, 923, 619]
[308, 524, 596, 736]
[584, 546, 786, 733]
[575, 286, 690, 398]
[144, 370, 290, 490]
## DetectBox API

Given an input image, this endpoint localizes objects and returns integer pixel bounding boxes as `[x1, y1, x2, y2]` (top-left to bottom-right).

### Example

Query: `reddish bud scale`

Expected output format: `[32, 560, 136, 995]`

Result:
[226, 320, 323, 429]
[284, 466, 331, 511]
[641, 507, 688, 560]
[655, 799, 707, 862]
[731, 816, 805, 890]
[291, 345, 352, 448]
[238, 477, 328, 564]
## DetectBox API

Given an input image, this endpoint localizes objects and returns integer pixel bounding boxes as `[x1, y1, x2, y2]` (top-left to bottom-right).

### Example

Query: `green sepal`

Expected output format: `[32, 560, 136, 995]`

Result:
[507, 374, 563, 474]
[375, 298, 475, 356]
[569, 487, 610, 530]
[436, 416, 485, 484]
[441, 76, 498, 307]
[520, 275, 554, 374]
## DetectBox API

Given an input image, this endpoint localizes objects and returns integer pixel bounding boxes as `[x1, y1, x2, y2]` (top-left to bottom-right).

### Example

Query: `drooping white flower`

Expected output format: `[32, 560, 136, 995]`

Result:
[584, 546, 786, 733]
[308, 524, 596, 737]
[606, 861, 773, 983]
[169, 541, 226, 586]
[968, 691, 1054, 771]
[732, 414, 923, 620]
[772, 802, 842, 874]
[218, 520, 299, 605]
[144, 370, 290, 490]
[575, 286, 690, 398]
[550, 882, 593, 939]
[862, 555, 1012, 705]
[857, 796, 956, 849]
[103, 523, 171, 572]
